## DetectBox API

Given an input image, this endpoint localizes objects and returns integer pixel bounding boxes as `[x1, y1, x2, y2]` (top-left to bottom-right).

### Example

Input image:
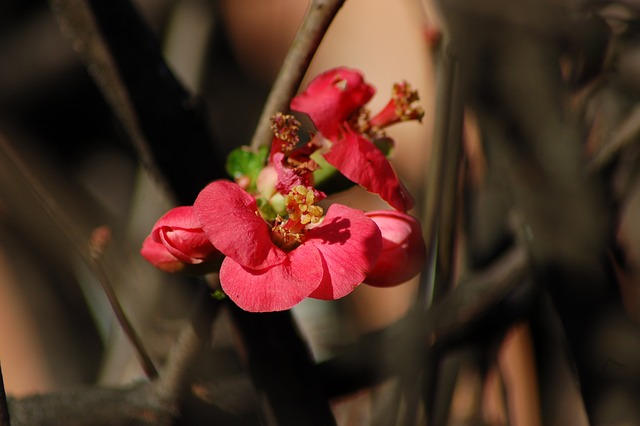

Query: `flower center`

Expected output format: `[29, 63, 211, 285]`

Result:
[285, 185, 323, 226]
[269, 185, 324, 251]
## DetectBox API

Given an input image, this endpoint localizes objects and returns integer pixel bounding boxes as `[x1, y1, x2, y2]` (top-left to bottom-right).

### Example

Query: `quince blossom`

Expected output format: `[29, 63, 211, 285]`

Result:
[141, 206, 221, 273]
[141, 67, 428, 312]
[193, 180, 382, 312]
[290, 67, 423, 212]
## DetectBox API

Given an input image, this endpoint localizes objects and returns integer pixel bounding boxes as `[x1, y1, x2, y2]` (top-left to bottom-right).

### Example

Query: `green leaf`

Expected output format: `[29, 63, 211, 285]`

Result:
[225, 145, 269, 191]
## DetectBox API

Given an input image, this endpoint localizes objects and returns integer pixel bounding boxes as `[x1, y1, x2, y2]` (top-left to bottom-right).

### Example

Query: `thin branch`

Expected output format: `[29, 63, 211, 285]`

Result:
[88, 257, 159, 379]
[249, 0, 346, 150]
[47, 0, 154, 187]
[0, 136, 158, 379]
[154, 279, 221, 403]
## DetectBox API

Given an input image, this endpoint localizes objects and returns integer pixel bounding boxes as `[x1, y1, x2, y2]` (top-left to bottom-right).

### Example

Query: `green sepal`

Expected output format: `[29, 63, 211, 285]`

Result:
[211, 289, 227, 300]
[225, 145, 269, 191]
[256, 193, 287, 222]
[256, 197, 278, 222]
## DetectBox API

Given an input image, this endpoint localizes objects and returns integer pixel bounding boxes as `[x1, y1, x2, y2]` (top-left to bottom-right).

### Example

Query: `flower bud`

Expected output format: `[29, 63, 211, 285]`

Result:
[141, 206, 220, 274]
[364, 210, 426, 287]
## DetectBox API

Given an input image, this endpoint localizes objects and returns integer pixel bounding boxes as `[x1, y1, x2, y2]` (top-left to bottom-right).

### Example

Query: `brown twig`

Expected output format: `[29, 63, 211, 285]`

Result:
[249, 0, 346, 150]
[47, 0, 154, 185]
[49, 0, 225, 205]
[154, 279, 221, 403]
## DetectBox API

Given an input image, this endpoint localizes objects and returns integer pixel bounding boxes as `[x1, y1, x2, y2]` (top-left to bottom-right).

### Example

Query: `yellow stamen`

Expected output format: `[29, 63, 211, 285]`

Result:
[269, 186, 324, 250]
[285, 185, 323, 225]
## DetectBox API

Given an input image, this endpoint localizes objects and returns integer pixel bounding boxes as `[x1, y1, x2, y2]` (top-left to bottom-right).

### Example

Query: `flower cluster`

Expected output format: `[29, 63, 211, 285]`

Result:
[142, 67, 426, 312]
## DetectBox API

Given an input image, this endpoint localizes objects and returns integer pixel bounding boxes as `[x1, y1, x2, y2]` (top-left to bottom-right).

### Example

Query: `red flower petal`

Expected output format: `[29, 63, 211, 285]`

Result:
[323, 129, 415, 212]
[305, 204, 382, 300]
[271, 152, 310, 195]
[158, 229, 217, 263]
[141, 235, 185, 273]
[219, 243, 324, 312]
[151, 206, 219, 264]
[364, 210, 426, 287]
[141, 235, 219, 275]
[194, 180, 286, 269]
[291, 67, 375, 140]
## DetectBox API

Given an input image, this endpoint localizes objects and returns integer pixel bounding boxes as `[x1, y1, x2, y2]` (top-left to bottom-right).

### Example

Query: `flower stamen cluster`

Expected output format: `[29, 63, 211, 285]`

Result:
[286, 185, 323, 225]
[271, 112, 300, 153]
[268, 185, 323, 250]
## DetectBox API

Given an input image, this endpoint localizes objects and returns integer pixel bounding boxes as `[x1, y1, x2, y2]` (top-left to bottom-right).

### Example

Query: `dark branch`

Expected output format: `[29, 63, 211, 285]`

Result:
[49, 0, 226, 205]
[0, 363, 10, 426]
[229, 305, 337, 426]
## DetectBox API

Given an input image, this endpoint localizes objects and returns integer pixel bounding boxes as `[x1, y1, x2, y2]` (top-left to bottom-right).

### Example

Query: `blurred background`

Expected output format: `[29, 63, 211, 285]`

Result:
[4, 1, 639, 425]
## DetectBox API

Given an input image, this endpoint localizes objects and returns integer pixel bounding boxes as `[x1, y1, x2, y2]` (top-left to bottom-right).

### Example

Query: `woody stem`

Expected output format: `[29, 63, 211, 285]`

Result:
[249, 0, 347, 151]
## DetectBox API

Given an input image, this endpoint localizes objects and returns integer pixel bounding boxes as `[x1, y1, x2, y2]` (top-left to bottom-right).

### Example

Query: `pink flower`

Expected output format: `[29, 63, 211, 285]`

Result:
[193, 180, 382, 312]
[291, 67, 422, 212]
[141, 206, 221, 274]
[364, 210, 426, 287]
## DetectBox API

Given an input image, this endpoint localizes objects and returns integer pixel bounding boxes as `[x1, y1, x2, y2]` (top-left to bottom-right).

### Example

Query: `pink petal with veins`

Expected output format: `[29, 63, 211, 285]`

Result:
[145, 206, 220, 265]
[323, 129, 414, 212]
[141, 236, 185, 273]
[364, 210, 426, 287]
[219, 243, 324, 312]
[306, 204, 382, 300]
[194, 180, 286, 270]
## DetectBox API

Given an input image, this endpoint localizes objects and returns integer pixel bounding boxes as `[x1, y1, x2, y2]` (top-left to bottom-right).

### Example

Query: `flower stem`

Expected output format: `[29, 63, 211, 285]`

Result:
[250, 0, 347, 151]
